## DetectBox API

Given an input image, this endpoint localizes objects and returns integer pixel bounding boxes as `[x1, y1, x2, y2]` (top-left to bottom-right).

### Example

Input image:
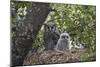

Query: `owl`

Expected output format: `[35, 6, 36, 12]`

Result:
[55, 32, 70, 52]
[43, 22, 60, 50]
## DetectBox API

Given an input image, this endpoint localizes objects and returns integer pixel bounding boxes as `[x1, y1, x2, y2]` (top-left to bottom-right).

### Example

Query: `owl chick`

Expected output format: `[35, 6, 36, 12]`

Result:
[55, 32, 70, 52]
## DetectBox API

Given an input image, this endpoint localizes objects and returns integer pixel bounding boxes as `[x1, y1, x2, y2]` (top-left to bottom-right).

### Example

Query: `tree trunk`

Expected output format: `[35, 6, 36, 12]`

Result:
[11, 1, 50, 66]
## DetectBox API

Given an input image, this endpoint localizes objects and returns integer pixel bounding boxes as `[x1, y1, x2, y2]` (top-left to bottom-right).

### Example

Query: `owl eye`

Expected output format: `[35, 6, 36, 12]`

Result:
[47, 26, 49, 29]
[62, 36, 65, 39]
[51, 26, 54, 29]
[66, 36, 69, 38]
[62, 35, 69, 39]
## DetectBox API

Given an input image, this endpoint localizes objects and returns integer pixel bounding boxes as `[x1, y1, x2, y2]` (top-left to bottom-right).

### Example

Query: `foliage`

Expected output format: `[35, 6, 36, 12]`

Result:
[33, 31, 44, 50]
[49, 4, 96, 52]
[11, 1, 32, 24]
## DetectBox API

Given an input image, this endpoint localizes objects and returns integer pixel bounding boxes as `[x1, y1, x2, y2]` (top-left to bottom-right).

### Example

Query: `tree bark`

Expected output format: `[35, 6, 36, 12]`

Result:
[11, 1, 50, 66]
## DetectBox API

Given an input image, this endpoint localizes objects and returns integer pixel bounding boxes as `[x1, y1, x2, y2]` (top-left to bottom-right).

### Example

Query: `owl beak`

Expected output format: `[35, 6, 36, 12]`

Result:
[65, 38, 67, 40]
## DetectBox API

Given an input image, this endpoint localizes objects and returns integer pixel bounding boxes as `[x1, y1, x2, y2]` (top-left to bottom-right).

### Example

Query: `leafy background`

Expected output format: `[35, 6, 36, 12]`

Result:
[35, 4, 96, 52]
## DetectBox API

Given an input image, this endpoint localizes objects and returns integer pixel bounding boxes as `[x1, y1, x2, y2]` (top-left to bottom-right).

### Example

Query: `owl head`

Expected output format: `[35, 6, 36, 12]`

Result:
[44, 22, 56, 33]
[60, 32, 70, 41]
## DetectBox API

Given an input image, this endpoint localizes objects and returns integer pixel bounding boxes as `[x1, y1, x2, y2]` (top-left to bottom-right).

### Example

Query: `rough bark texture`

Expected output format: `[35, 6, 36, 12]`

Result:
[11, 2, 50, 66]
[23, 49, 95, 66]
